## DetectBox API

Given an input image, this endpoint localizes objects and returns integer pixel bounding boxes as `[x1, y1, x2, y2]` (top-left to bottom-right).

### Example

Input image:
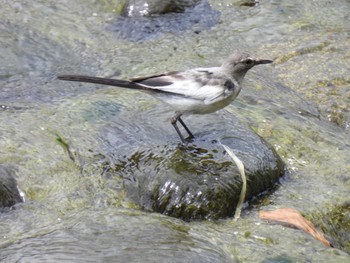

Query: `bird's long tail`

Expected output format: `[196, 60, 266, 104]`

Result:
[57, 75, 145, 90]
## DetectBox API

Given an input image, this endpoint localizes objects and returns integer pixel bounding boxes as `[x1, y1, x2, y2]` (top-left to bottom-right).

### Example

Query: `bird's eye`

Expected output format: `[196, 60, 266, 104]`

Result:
[245, 58, 254, 65]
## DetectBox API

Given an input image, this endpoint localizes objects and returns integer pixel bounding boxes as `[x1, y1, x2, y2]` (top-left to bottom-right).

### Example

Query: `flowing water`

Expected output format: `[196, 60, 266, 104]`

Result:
[0, 0, 349, 262]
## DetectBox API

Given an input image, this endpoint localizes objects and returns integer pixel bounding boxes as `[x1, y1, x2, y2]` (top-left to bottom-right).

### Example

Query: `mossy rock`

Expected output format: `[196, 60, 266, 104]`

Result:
[103, 113, 285, 221]
[309, 203, 350, 254]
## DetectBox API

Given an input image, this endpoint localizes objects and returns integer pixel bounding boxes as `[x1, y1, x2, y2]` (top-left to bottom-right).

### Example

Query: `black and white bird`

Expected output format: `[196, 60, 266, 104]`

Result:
[58, 52, 273, 142]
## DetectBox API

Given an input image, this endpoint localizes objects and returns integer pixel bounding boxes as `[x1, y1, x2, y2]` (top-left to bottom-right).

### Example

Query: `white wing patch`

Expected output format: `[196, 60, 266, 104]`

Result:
[135, 68, 234, 104]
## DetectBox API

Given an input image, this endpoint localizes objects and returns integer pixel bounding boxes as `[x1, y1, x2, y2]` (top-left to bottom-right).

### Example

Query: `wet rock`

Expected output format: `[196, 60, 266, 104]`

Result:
[0, 166, 22, 208]
[121, 0, 202, 16]
[237, 0, 259, 7]
[108, 1, 220, 41]
[102, 112, 285, 221]
[0, 105, 26, 111]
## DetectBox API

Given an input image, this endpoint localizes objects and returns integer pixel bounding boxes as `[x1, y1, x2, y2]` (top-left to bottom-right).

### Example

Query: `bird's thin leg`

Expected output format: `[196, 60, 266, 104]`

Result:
[178, 116, 194, 138]
[171, 112, 186, 143]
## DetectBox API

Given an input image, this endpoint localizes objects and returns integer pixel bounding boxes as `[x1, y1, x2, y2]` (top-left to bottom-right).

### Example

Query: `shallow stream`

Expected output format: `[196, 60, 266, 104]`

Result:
[0, 0, 349, 262]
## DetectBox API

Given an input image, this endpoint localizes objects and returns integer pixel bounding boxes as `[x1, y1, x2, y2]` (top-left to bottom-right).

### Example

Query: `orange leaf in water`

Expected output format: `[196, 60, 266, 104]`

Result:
[259, 208, 332, 247]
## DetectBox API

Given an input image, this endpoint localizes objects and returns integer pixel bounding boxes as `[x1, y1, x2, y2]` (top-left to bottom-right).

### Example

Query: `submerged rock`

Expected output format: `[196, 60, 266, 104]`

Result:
[0, 166, 22, 209]
[101, 112, 285, 221]
[309, 202, 350, 254]
[108, 1, 220, 41]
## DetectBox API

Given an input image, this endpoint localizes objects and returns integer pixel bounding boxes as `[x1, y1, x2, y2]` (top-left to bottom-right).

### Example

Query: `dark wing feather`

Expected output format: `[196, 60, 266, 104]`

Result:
[130, 71, 182, 87]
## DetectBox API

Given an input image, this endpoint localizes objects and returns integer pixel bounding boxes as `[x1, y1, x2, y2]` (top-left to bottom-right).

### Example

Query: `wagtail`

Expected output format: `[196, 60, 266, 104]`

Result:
[58, 52, 273, 142]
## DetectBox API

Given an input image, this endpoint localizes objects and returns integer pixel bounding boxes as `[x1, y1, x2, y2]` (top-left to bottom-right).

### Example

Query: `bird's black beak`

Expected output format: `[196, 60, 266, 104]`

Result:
[256, 59, 273, 65]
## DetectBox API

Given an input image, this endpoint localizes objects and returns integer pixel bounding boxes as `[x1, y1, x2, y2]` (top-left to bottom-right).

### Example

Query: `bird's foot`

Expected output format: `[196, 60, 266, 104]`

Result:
[171, 111, 194, 143]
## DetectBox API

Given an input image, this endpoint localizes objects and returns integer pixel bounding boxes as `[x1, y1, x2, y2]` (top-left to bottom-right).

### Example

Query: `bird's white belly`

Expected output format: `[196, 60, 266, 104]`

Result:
[153, 91, 239, 115]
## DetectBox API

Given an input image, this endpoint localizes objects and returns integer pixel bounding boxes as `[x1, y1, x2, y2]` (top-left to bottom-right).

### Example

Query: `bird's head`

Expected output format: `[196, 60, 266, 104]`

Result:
[221, 51, 273, 83]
